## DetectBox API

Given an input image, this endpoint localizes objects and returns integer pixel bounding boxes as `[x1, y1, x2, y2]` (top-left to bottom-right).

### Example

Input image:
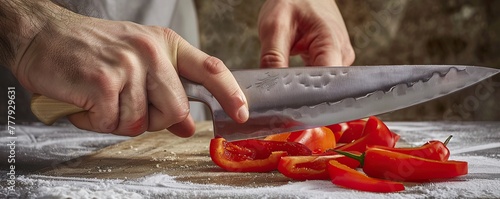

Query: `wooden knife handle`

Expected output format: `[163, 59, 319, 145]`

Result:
[30, 94, 85, 125]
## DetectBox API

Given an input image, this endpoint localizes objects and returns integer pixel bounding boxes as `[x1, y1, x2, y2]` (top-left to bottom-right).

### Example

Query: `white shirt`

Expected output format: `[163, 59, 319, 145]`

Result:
[56, 0, 175, 25]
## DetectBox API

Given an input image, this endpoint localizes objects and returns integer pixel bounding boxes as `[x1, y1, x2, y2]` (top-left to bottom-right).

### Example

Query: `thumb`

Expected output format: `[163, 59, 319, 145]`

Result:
[258, 13, 294, 68]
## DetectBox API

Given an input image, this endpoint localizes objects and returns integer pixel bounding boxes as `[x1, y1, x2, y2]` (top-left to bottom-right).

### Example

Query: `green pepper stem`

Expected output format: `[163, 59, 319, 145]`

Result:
[333, 150, 365, 167]
[443, 135, 453, 146]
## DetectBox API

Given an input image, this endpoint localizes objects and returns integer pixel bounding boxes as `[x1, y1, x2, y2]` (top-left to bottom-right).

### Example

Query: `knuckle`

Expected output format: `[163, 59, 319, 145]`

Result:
[85, 71, 118, 100]
[261, 50, 286, 67]
[161, 28, 182, 48]
[119, 101, 149, 136]
[259, 19, 288, 35]
[203, 56, 227, 75]
[160, 28, 183, 67]
[162, 28, 180, 40]
[229, 88, 245, 107]
[258, 3, 291, 32]
[103, 47, 137, 71]
[122, 34, 161, 66]
[169, 100, 190, 125]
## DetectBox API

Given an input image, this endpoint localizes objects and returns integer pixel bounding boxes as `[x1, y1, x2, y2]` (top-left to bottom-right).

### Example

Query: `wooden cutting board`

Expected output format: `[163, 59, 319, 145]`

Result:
[41, 122, 292, 187]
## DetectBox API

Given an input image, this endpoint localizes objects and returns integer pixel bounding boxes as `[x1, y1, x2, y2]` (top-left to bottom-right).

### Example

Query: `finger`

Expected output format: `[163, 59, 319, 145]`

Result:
[175, 38, 249, 123]
[68, 58, 149, 136]
[258, 10, 294, 68]
[111, 81, 149, 136]
[146, 63, 191, 132]
[98, 52, 150, 136]
[67, 74, 120, 134]
[293, 33, 344, 67]
[68, 94, 120, 134]
[167, 114, 195, 138]
[310, 49, 343, 66]
[147, 104, 195, 137]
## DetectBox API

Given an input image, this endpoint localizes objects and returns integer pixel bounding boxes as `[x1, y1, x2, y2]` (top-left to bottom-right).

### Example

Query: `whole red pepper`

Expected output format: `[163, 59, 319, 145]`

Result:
[334, 116, 399, 153]
[369, 135, 452, 161]
[336, 148, 468, 182]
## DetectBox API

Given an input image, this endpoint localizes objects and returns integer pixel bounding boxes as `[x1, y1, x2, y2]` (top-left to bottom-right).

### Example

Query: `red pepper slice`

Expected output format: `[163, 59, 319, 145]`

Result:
[210, 138, 311, 172]
[336, 148, 468, 182]
[368, 135, 452, 161]
[231, 139, 312, 157]
[265, 127, 336, 154]
[334, 116, 399, 153]
[325, 122, 348, 142]
[328, 160, 405, 193]
[264, 132, 290, 142]
[326, 119, 367, 143]
[278, 153, 360, 181]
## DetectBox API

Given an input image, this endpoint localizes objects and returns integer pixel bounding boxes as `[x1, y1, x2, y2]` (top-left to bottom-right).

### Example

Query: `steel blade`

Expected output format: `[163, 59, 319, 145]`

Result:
[184, 65, 499, 141]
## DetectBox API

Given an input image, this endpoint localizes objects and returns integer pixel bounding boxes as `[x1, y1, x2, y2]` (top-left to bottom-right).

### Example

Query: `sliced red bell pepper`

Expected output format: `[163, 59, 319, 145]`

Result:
[264, 132, 290, 142]
[336, 148, 468, 182]
[210, 138, 311, 172]
[231, 139, 313, 157]
[325, 122, 348, 142]
[278, 153, 360, 181]
[368, 135, 452, 161]
[328, 160, 405, 193]
[265, 127, 336, 154]
[326, 119, 367, 143]
[334, 116, 399, 153]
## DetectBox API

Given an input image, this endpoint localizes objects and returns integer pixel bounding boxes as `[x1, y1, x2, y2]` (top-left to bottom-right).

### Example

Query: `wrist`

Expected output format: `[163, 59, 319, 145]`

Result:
[0, 0, 64, 74]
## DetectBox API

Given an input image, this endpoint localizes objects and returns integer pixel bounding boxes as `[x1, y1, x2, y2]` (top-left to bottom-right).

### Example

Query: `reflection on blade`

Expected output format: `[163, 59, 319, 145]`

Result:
[203, 65, 499, 141]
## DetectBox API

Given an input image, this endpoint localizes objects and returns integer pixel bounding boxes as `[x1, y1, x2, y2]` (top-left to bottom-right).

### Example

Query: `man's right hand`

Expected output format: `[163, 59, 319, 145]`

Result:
[4, 0, 248, 137]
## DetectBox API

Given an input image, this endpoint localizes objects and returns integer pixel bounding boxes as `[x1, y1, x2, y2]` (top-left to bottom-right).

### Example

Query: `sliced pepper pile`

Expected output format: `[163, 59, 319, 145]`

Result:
[209, 116, 468, 193]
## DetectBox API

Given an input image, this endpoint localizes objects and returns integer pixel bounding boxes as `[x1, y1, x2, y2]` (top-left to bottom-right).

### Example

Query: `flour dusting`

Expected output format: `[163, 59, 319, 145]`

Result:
[2, 123, 500, 198]
[8, 155, 500, 199]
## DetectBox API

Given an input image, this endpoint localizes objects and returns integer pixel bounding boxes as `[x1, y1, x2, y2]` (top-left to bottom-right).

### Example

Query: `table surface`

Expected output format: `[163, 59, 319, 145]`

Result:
[1, 121, 500, 199]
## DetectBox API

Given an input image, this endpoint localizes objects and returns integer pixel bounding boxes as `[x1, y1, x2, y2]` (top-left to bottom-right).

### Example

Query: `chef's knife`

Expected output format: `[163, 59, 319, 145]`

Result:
[31, 65, 499, 141]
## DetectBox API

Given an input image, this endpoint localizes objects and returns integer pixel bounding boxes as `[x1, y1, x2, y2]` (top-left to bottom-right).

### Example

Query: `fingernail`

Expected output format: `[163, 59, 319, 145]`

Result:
[104, 122, 116, 133]
[237, 105, 249, 123]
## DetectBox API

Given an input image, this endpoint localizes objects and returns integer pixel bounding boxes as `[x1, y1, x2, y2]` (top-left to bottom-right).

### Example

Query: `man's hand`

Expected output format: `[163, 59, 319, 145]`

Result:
[258, 0, 354, 68]
[4, 0, 248, 137]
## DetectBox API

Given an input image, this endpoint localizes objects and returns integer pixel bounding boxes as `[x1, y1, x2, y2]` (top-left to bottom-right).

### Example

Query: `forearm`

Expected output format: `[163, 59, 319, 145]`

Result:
[0, 0, 62, 71]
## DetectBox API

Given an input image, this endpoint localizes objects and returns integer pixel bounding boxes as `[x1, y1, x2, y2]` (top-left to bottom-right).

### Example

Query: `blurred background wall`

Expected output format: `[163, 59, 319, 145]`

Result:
[1, 0, 499, 124]
[194, 0, 500, 121]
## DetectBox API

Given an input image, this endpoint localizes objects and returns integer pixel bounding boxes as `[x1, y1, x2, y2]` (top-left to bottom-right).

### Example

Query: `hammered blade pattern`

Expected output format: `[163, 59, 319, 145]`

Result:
[181, 65, 499, 141]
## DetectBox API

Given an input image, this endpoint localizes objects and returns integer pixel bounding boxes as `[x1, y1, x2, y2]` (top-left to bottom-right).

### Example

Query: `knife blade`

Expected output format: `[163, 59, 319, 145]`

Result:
[182, 65, 499, 140]
[31, 65, 499, 141]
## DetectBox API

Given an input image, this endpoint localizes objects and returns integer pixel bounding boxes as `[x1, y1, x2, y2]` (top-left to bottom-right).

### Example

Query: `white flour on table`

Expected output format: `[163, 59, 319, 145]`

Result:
[2, 123, 500, 198]
[6, 155, 500, 199]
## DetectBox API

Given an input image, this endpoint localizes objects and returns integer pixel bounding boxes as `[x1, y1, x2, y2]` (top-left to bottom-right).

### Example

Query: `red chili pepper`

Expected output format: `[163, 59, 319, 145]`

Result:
[326, 119, 367, 143]
[210, 138, 311, 172]
[334, 116, 399, 153]
[278, 153, 360, 181]
[327, 160, 405, 193]
[369, 135, 452, 161]
[265, 127, 336, 154]
[336, 148, 468, 182]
